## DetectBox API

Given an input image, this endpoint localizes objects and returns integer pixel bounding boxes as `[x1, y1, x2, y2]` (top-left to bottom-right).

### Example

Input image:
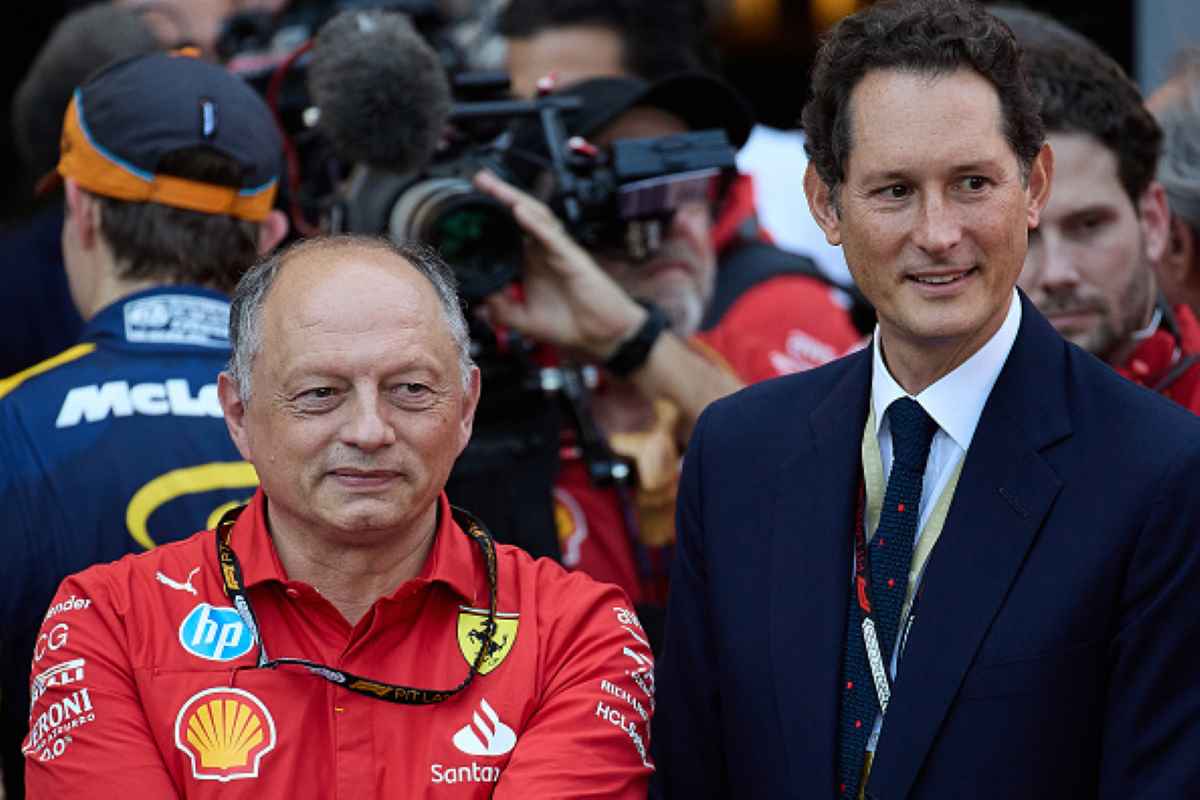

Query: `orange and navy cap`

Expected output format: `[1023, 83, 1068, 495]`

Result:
[52, 50, 281, 222]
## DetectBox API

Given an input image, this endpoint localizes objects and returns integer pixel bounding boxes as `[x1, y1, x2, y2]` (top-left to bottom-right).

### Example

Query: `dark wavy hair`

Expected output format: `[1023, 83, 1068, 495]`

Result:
[801, 0, 1043, 199]
[92, 147, 261, 294]
[993, 6, 1162, 203]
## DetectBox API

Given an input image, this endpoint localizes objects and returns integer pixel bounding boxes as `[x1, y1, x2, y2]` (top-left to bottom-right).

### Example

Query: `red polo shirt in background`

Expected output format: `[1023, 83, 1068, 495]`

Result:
[24, 489, 654, 798]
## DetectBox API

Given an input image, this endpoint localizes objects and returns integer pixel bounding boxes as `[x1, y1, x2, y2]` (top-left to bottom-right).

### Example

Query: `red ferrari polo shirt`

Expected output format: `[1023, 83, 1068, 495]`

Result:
[24, 489, 654, 798]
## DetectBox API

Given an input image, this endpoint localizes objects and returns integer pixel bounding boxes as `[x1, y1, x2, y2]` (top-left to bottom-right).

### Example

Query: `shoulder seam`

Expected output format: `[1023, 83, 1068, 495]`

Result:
[0, 343, 97, 400]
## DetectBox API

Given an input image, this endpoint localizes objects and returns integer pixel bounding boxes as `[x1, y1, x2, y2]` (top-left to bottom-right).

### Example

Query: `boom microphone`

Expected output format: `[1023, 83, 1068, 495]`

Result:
[307, 8, 452, 175]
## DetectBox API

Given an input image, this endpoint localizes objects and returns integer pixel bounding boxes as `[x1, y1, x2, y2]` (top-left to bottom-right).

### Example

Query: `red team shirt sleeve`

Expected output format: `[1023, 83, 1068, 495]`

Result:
[493, 571, 655, 799]
[24, 570, 181, 797]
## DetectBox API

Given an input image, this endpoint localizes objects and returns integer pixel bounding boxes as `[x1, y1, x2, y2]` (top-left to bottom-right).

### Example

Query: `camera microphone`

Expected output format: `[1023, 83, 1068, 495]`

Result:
[307, 8, 452, 176]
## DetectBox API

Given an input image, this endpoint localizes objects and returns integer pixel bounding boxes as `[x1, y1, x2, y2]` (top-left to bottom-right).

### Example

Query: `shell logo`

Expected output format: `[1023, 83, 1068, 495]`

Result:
[174, 687, 276, 782]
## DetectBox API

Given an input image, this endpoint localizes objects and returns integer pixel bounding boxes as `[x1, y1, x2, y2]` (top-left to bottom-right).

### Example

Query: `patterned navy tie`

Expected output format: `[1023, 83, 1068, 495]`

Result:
[837, 397, 938, 798]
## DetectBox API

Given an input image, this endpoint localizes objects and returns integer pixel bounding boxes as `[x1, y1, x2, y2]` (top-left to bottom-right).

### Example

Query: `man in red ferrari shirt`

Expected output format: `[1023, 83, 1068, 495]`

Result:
[24, 236, 655, 798]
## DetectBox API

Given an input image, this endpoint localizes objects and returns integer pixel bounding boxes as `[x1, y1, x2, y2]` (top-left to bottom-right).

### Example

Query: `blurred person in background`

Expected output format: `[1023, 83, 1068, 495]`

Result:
[0, 50, 287, 798]
[473, 71, 867, 651]
[2, 4, 159, 378]
[1148, 49, 1200, 325]
[499, 0, 865, 303]
[114, 0, 290, 56]
[995, 7, 1200, 411]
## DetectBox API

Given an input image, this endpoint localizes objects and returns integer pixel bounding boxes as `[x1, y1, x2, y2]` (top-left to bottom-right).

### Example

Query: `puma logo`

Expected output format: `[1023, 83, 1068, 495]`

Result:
[156, 567, 201, 596]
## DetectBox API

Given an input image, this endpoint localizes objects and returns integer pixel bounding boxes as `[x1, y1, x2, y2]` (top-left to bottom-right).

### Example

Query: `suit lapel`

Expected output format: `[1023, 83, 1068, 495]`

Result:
[865, 297, 1072, 798]
[771, 349, 870, 797]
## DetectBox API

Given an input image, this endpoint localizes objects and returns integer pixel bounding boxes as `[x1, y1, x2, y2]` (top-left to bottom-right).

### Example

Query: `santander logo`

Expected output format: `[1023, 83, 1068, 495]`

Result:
[452, 698, 516, 757]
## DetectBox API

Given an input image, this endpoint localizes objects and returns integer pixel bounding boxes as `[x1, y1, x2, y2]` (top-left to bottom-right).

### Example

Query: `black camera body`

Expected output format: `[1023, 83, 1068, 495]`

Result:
[334, 97, 738, 301]
[216, 2, 738, 559]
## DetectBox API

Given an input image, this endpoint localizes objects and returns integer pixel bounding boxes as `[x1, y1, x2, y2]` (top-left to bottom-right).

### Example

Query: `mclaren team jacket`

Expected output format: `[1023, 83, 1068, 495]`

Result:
[0, 287, 257, 795]
[24, 488, 656, 798]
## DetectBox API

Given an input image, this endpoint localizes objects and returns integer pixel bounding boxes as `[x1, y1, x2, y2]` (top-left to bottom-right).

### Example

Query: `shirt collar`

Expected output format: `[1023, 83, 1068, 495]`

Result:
[83, 285, 231, 349]
[871, 289, 1021, 451]
[231, 488, 482, 605]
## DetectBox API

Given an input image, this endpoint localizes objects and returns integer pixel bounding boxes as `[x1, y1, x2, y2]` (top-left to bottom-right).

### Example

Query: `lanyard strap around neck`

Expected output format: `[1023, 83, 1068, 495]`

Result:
[214, 503, 500, 705]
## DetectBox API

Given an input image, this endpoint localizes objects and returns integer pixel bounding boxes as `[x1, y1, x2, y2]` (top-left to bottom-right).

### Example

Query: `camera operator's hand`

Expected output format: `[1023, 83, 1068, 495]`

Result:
[473, 170, 647, 359]
[473, 169, 744, 440]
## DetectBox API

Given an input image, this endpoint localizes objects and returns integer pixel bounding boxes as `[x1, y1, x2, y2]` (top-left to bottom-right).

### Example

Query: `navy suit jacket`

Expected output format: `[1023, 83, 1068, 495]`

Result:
[651, 295, 1200, 799]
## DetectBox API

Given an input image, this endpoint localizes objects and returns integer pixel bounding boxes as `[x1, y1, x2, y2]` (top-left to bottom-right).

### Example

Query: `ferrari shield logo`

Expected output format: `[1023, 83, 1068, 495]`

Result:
[457, 606, 519, 675]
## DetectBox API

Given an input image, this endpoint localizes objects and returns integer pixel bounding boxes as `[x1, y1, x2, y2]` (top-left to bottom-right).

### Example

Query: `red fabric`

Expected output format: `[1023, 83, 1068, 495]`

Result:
[25, 489, 654, 798]
[552, 461, 643, 605]
[694, 275, 868, 383]
[711, 174, 769, 254]
[1115, 305, 1200, 414]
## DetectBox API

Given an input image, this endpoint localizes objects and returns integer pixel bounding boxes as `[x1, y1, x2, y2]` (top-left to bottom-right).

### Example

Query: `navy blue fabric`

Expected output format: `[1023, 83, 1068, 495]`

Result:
[651, 293, 1200, 800]
[0, 286, 255, 796]
[0, 205, 83, 377]
[837, 398, 936, 797]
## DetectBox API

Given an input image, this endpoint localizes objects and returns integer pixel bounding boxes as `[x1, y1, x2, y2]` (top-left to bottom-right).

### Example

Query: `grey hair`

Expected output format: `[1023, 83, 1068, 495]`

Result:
[1155, 49, 1200, 231]
[227, 235, 475, 402]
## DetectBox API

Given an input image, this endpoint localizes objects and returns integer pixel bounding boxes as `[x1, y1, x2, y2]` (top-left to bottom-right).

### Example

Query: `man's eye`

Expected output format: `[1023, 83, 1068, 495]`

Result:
[961, 176, 989, 191]
[884, 184, 909, 199]
[307, 387, 335, 399]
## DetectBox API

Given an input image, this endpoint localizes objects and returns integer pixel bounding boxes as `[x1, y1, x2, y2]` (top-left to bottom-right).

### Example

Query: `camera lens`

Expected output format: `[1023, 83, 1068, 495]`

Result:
[389, 177, 523, 300]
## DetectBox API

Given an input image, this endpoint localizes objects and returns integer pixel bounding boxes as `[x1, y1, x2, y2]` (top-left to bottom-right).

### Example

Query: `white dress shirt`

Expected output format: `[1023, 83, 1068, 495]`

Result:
[870, 290, 1022, 544]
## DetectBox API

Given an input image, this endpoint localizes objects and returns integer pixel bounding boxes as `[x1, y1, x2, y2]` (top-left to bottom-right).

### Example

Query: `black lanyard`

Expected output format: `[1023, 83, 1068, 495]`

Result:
[851, 480, 924, 717]
[214, 503, 499, 705]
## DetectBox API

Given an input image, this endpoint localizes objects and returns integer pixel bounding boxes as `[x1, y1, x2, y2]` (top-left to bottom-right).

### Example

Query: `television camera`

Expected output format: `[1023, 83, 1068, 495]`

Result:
[216, 2, 739, 558]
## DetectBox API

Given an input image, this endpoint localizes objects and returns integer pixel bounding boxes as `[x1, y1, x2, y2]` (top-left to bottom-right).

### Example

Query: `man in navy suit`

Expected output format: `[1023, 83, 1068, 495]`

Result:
[651, 1, 1200, 798]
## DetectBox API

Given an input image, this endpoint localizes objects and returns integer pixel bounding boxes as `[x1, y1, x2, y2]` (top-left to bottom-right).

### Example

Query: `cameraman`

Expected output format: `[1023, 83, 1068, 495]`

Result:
[473, 74, 865, 629]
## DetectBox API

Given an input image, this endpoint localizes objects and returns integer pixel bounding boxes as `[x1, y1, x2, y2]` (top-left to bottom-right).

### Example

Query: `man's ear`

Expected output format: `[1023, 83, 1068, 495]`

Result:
[1160, 212, 1199, 289]
[63, 179, 101, 248]
[1025, 142, 1054, 230]
[257, 209, 289, 255]
[456, 366, 482, 457]
[804, 162, 842, 246]
[217, 371, 254, 462]
[1137, 182, 1171, 264]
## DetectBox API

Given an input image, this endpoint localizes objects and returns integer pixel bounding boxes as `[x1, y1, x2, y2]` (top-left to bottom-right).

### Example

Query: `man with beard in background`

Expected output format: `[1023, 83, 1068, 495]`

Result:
[997, 7, 1200, 410]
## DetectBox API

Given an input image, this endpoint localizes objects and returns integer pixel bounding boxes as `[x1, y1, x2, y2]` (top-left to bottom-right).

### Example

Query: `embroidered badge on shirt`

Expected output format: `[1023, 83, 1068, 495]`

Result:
[457, 607, 519, 675]
[175, 687, 276, 782]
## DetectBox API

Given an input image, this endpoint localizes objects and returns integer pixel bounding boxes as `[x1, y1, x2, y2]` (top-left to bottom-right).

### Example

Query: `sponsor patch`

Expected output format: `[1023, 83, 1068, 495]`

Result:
[31, 659, 86, 704]
[595, 700, 653, 769]
[43, 595, 92, 622]
[452, 698, 516, 756]
[457, 607, 518, 675]
[157, 567, 201, 595]
[23, 687, 96, 762]
[34, 623, 70, 663]
[430, 762, 503, 785]
[175, 687, 276, 782]
[124, 294, 229, 347]
[179, 603, 256, 662]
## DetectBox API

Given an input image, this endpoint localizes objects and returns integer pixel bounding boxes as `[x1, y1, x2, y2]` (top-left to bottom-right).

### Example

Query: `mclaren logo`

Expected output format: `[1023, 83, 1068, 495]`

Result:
[457, 607, 518, 675]
[56, 379, 221, 428]
[175, 687, 276, 782]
